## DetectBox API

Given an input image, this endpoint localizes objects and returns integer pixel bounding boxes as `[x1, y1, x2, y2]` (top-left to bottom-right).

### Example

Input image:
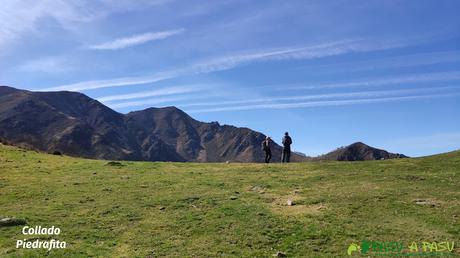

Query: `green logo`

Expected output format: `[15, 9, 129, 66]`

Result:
[347, 240, 455, 256]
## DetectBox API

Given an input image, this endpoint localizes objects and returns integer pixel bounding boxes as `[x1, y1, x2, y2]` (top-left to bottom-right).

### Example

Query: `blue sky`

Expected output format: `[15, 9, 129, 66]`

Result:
[1, 0, 459, 157]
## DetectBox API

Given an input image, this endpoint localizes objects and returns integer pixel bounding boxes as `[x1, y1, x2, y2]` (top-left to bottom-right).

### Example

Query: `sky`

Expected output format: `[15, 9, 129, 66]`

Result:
[1, 0, 459, 157]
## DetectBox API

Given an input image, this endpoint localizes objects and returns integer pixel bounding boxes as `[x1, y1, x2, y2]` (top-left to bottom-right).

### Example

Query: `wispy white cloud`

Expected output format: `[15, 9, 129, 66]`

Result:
[0, 1, 102, 53]
[42, 72, 176, 91]
[179, 86, 458, 108]
[108, 95, 191, 109]
[282, 71, 460, 90]
[90, 75, 456, 113]
[41, 67, 460, 93]
[18, 56, 70, 73]
[185, 38, 409, 73]
[44, 38, 417, 91]
[97, 84, 208, 102]
[298, 51, 460, 74]
[0, 0, 174, 54]
[187, 93, 460, 113]
[107, 92, 225, 109]
[88, 28, 185, 50]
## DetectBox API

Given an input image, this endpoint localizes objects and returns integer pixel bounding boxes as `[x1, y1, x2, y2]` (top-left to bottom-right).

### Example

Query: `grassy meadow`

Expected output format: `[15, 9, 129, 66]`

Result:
[0, 143, 459, 257]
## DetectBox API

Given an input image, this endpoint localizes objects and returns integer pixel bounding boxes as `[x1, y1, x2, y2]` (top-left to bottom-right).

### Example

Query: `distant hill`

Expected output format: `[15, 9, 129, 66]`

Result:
[315, 142, 408, 161]
[0, 86, 304, 162]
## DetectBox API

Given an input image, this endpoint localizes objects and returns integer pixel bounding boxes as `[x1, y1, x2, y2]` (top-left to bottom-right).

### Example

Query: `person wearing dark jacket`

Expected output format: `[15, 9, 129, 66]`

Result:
[261, 136, 272, 163]
[281, 132, 292, 163]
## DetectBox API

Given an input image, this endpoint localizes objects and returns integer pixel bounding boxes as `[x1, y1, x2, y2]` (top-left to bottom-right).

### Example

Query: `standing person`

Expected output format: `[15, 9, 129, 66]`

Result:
[261, 136, 272, 163]
[282, 132, 292, 163]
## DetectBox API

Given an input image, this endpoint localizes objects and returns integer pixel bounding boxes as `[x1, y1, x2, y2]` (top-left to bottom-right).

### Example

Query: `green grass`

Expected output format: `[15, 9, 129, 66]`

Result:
[0, 143, 459, 257]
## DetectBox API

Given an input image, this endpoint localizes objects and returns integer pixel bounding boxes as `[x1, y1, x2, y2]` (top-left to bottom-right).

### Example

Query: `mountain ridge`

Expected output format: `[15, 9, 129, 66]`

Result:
[0, 86, 301, 162]
[0, 86, 408, 162]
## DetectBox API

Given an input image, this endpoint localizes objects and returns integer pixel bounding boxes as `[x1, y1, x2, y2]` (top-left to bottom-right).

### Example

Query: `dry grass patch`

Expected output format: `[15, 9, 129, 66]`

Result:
[268, 194, 326, 216]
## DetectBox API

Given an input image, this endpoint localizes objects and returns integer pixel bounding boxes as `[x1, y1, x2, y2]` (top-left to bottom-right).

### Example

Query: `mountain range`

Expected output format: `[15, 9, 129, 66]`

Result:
[0, 86, 301, 162]
[0, 86, 407, 162]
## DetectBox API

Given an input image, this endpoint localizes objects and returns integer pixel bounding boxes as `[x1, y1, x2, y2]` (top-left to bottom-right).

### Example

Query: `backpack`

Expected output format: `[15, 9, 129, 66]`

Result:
[283, 136, 292, 146]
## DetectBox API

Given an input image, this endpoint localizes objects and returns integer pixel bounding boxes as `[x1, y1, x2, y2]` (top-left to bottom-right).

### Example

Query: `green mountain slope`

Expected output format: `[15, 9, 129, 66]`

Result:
[0, 144, 458, 257]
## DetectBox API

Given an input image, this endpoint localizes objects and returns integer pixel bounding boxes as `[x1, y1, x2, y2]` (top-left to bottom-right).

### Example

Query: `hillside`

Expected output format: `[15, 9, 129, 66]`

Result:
[316, 142, 408, 161]
[0, 86, 303, 162]
[0, 144, 458, 257]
